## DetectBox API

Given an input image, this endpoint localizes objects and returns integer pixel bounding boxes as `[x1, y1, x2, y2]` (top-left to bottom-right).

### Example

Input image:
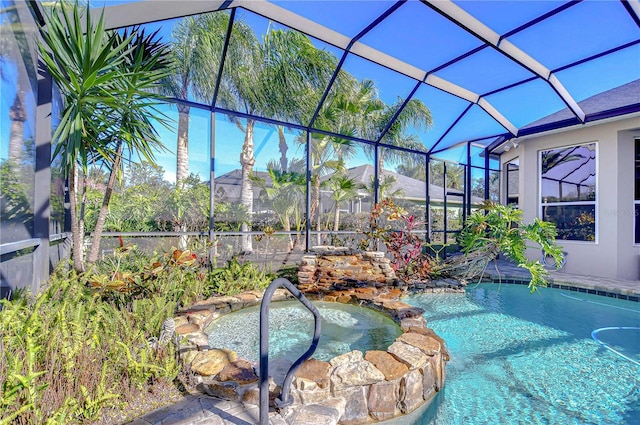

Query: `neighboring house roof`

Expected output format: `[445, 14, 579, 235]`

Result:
[214, 169, 271, 201]
[522, 79, 640, 132]
[323, 164, 484, 205]
[215, 165, 485, 205]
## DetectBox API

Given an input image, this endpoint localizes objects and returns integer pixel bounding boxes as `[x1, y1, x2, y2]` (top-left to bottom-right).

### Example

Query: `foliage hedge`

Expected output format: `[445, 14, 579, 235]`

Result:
[0, 247, 273, 424]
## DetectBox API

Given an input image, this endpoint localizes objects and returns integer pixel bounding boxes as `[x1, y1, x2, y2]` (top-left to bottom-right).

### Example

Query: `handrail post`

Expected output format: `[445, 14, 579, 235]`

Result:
[259, 278, 321, 425]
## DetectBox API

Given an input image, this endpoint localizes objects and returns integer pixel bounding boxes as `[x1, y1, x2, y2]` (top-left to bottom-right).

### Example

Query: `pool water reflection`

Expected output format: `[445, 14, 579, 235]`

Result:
[405, 284, 640, 425]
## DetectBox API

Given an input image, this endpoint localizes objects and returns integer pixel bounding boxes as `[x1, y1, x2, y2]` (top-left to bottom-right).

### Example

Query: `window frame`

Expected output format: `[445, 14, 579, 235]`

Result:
[634, 138, 640, 245]
[505, 157, 519, 208]
[538, 141, 598, 243]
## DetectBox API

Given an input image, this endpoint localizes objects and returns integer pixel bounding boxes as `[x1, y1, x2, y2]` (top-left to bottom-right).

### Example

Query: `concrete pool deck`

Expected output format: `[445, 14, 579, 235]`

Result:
[484, 258, 640, 300]
[129, 259, 640, 425]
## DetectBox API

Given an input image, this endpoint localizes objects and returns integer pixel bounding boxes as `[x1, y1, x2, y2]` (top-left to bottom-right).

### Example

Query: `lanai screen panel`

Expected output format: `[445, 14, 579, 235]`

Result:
[82, 0, 640, 154]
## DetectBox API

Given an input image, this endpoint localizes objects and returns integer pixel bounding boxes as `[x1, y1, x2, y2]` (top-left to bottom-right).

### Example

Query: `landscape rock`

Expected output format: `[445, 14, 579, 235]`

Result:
[399, 369, 423, 413]
[364, 350, 408, 381]
[218, 359, 258, 384]
[330, 352, 385, 390]
[333, 386, 369, 425]
[397, 332, 441, 356]
[387, 341, 429, 370]
[295, 358, 331, 389]
[190, 348, 237, 376]
[368, 380, 398, 421]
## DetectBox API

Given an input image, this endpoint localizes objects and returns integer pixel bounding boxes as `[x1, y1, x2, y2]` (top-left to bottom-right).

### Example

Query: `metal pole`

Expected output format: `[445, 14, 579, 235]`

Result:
[305, 132, 311, 252]
[259, 278, 321, 423]
[209, 111, 216, 264]
[33, 63, 52, 294]
[425, 153, 430, 243]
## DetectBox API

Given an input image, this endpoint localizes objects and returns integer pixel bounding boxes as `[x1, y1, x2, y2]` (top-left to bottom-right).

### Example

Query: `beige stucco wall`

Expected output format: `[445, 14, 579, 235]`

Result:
[500, 115, 640, 280]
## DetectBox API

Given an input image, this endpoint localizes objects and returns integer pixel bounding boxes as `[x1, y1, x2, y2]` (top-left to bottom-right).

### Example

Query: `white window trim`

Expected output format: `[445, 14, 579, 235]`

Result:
[634, 201, 640, 246]
[634, 138, 640, 245]
[538, 141, 598, 243]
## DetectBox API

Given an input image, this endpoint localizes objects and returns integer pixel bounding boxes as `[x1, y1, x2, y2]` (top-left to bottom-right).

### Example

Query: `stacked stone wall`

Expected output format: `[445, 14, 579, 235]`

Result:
[298, 246, 396, 290]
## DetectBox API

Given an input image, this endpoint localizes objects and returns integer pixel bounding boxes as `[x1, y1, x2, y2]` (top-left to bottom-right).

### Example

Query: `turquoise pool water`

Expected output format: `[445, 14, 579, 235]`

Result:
[405, 284, 640, 425]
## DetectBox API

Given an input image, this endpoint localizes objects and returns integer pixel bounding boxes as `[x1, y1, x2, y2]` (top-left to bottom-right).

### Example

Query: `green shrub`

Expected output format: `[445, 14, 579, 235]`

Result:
[0, 243, 281, 424]
[208, 257, 276, 295]
[87, 245, 208, 310]
[0, 262, 183, 424]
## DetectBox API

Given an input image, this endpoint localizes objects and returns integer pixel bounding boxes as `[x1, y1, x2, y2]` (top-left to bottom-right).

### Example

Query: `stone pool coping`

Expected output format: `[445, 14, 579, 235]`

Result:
[173, 285, 450, 425]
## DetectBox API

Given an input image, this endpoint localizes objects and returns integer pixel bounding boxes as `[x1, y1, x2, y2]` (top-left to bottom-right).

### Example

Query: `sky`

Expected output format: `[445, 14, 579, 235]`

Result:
[2, 0, 638, 179]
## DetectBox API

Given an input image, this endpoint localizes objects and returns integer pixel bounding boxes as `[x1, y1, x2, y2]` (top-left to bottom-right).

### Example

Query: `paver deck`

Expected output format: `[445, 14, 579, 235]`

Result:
[130, 259, 639, 425]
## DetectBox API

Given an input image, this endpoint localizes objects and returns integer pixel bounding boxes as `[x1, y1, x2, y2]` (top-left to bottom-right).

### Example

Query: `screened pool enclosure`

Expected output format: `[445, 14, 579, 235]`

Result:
[1, 0, 639, 293]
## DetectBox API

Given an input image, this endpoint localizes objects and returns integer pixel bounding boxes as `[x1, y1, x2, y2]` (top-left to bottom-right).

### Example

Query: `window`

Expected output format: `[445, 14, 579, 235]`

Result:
[635, 139, 640, 244]
[540, 143, 596, 241]
[505, 158, 519, 207]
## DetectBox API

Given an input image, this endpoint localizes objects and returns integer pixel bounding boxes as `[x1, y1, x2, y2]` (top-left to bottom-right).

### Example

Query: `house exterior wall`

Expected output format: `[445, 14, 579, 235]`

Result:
[501, 115, 640, 280]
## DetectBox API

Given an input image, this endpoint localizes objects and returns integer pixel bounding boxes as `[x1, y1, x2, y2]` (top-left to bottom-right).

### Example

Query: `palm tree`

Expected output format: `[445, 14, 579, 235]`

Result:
[429, 160, 465, 190]
[259, 29, 337, 172]
[305, 78, 382, 243]
[326, 172, 358, 231]
[396, 154, 427, 180]
[39, 4, 171, 271]
[213, 24, 339, 253]
[199, 17, 260, 254]
[0, 2, 36, 163]
[251, 160, 305, 250]
[368, 98, 432, 197]
[161, 12, 231, 186]
[360, 173, 405, 204]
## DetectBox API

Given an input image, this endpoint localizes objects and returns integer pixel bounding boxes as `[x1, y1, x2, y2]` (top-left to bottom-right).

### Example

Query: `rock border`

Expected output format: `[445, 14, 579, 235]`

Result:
[174, 285, 449, 425]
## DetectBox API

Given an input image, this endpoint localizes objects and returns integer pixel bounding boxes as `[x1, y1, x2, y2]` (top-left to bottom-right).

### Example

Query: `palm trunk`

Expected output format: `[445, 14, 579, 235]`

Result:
[79, 172, 87, 255]
[69, 163, 84, 273]
[87, 143, 123, 264]
[176, 104, 190, 185]
[313, 174, 322, 245]
[282, 212, 293, 251]
[240, 120, 255, 253]
[278, 126, 288, 172]
[333, 202, 340, 232]
[9, 93, 26, 162]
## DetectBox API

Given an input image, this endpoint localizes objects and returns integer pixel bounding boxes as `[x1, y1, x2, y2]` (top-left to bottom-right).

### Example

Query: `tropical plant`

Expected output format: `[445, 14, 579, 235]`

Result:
[359, 198, 432, 281]
[440, 201, 565, 292]
[38, 4, 172, 271]
[0, 258, 188, 424]
[251, 163, 306, 249]
[367, 97, 432, 174]
[326, 172, 358, 231]
[88, 245, 207, 307]
[258, 29, 337, 172]
[208, 257, 275, 295]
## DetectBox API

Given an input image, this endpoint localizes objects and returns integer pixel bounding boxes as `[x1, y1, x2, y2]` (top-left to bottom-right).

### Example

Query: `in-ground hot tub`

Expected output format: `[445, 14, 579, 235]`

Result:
[175, 287, 448, 425]
[206, 300, 402, 379]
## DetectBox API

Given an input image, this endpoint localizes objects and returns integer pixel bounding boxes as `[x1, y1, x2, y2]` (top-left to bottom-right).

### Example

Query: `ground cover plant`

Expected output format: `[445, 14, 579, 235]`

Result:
[0, 242, 278, 424]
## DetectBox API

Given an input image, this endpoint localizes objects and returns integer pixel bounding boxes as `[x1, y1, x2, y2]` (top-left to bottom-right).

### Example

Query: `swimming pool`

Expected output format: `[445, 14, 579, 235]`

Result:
[404, 284, 640, 425]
